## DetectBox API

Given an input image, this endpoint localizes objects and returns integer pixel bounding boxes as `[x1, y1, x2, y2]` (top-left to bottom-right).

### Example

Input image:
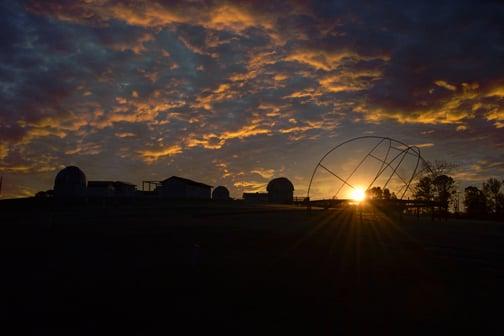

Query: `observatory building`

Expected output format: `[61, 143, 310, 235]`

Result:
[242, 177, 295, 204]
[157, 176, 212, 199]
[212, 186, 230, 200]
[267, 177, 294, 204]
[54, 166, 87, 198]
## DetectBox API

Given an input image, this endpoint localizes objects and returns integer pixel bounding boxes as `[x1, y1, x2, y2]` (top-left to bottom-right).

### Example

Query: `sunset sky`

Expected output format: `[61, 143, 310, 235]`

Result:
[0, 0, 503, 199]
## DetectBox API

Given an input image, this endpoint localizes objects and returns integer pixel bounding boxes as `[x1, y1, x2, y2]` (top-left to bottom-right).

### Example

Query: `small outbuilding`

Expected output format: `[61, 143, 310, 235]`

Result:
[212, 186, 230, 200]
[267, 177, 294, 204]
[54, 166, 87, 198]
[157, 176, 212, 199]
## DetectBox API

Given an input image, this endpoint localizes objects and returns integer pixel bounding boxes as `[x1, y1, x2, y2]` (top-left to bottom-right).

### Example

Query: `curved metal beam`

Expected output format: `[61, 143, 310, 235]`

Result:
[307, 136, 431, 201]
[333, 137, 386, 198]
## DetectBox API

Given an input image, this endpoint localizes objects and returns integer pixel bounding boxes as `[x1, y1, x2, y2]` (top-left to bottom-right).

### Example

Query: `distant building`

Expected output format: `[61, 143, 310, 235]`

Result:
[157, 176, 212, 199]
[243, 192, 269, 203]
[87, 181, 115, 198]
[267, 177, 294, 204]
[212, 186, 230, 200]
[54, 166, 87, 198]
[87, 181, 136, 198]
[112, 181, 136, 197]
[35, 190, 54, 198]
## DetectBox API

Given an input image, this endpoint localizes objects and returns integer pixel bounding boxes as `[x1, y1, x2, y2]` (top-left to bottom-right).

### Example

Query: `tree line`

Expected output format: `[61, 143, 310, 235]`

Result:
[410, 160, 503, 220]
[463, 178, 504, 219]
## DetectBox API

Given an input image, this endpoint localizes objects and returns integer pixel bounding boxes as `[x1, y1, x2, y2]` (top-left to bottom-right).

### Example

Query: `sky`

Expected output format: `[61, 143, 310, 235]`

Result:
[0, 0, 503, 199]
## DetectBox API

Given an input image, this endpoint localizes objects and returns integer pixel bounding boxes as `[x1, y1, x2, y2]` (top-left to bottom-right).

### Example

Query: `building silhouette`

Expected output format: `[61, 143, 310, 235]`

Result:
[54, 166, 87, 198]
[242, 177, 295, 204]
[242, 192, 269, 203]
[87, 181, 136, 198]
[156, 176, 212, 199]
[212, 186, 230, 200]
[267, 177, 294, 204]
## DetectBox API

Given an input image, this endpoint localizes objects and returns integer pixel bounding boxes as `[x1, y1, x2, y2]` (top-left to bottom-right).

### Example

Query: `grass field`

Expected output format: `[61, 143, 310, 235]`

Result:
[1, 199, 503, 334]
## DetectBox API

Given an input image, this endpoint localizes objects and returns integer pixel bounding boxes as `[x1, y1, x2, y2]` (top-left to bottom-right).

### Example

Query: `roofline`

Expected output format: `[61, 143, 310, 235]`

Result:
[161, 176, 213, 188]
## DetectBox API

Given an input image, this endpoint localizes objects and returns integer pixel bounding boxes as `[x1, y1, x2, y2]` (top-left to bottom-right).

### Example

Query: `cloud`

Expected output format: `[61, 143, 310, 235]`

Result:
[361, 82, 503, 125]
[435, 80, 457, 92]
[414, 143, 434, 148]
[139, 144, 183, 163]
[233, 180, 266, 192]
[0, 143, 8, 160]
[285, 49, 389, 71]
[26, 1, 288, 37]
[251, 168, 275, 179]
[186, 123, 272, 150]
[1, 0, 502, 198]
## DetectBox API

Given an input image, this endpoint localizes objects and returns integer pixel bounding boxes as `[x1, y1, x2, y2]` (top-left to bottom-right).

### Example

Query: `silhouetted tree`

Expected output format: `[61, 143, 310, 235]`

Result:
[482, 178, 503, 215]
[367, 186, 383, 200]
[432, 174, 456, 210]
[413, 176, 433, 201]
[423, 160, 457, 177]
[463, 186, 487, 217]
[414, 161, 457, 213]
[496, 193, 504, 218]
[366, 187, 396, 201]
[382, 188, 396, 200]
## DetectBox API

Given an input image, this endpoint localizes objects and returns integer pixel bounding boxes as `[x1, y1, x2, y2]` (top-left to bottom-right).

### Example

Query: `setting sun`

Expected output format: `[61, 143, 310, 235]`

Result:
[349, 186, 366, 202]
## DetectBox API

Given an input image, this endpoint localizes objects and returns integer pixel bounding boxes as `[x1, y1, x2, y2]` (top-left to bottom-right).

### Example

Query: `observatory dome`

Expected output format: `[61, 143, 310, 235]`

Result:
[212, 186, 230, 200]
[54, 166, 87, 198]
[267, 177, 294, 204]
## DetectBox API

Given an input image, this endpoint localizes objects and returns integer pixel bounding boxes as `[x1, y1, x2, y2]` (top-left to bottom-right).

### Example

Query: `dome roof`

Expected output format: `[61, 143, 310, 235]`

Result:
[54, 166, 87, 197]
[212, 186, 230, 200]
[267, 177, 294, 193]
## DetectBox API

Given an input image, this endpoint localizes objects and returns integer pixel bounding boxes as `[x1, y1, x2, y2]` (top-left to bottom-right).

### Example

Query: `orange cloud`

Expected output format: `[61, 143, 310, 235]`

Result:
[285, 49, 389, 71]
[65, 142, 102, 156]
[92, 95, 185, 129]
[485, 85, 504, 97]
[0, 143, 8, 160]
[233, 180, 266, 192]
[251, 168, 275, 179]
[28, 1, 280, 35]
[485, 108, 504, 128]
[186, 122, 271, 150]
[434, 80, 457, 91]
[139, 144, 183, 163]
[319, 69, 382, 93]
[193, 83, 237, 110]
[414, 143, 434, 148]
[360, 82, 482, 125]
[108, 33, 154, 54]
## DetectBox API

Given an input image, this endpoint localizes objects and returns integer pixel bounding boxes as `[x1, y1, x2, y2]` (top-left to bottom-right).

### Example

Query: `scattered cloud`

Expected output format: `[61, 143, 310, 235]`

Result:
[139, 145, 183, 164]
[0, 0, 502, 198]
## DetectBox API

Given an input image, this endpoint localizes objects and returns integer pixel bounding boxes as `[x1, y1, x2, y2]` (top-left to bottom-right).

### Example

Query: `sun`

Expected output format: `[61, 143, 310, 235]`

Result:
[349, 186, 366, 202]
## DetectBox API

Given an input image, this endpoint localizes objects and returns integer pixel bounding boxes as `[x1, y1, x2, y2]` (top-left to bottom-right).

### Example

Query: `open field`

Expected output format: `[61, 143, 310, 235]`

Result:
[1, 199, 504, 334]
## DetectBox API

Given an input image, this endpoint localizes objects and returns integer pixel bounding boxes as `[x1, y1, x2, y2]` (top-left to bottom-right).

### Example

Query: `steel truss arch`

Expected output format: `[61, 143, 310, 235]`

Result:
[307, 136, 431, 201]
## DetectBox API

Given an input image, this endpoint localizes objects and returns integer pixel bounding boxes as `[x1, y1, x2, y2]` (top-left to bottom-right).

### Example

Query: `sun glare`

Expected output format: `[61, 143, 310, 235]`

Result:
[349, 186, 366, 202]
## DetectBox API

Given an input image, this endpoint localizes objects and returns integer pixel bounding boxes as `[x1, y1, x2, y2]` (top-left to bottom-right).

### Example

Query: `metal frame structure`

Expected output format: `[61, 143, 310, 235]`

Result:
[307, 136, 432, 201]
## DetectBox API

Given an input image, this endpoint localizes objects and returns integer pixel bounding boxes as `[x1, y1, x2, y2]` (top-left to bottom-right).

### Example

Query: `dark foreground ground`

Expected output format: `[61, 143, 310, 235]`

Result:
[1, 199, 504, 334]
